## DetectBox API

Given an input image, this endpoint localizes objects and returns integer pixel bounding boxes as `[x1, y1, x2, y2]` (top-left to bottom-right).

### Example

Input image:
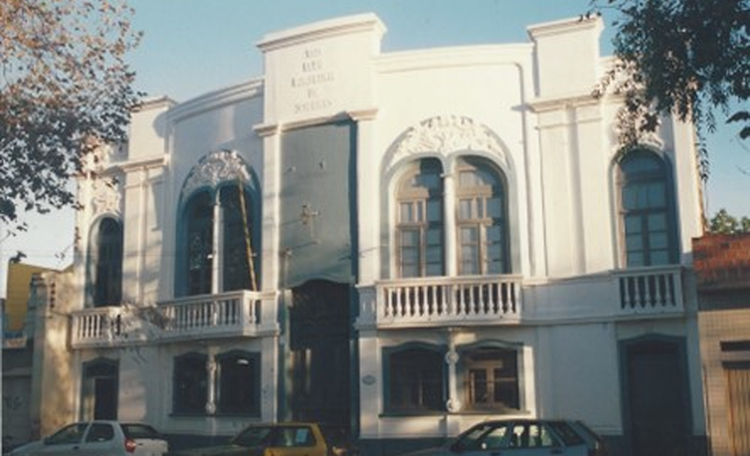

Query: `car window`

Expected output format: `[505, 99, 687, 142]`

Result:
[507, 423, 557, 449]
[86, 424, 115, 443]
[122, 424, 161, 440]
[46, 423, 88, 445]
[232, 426, 273, 447]
[548, 421, 584, 446]
[452, 423, 508, 452]
[272, 427, 315, 448]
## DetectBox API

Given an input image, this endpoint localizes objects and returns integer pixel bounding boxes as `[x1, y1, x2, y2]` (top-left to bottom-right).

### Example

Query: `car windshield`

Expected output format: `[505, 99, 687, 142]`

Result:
[232, 426, 273, 447]
[451, 423, 497, 452]
[122, 424, 162, 440]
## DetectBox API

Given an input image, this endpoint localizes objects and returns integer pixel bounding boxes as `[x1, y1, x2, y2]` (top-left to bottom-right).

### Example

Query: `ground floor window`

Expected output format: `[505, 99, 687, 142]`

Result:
[385, 345, 445, 413]
[460, 346, 520, 412]
[173, 353, 208, 414]
[217, 351, 260, 415]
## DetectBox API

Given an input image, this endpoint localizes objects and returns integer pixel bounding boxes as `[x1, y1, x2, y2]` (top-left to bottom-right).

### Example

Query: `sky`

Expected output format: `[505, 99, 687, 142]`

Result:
[1, 0, 748, 298]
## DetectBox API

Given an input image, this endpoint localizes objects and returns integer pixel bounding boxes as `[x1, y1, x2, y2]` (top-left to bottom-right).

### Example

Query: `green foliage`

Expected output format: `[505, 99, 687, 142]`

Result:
[0, 0, 142, 231]
[590, 0, 750, 178]
[709, 208, 750, 234]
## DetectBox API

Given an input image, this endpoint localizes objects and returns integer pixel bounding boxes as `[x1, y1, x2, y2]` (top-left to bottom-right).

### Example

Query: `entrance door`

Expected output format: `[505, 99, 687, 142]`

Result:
[82, 359, 118, 420]
[624, 339, 689, 456]
[290, 280, 351, 427]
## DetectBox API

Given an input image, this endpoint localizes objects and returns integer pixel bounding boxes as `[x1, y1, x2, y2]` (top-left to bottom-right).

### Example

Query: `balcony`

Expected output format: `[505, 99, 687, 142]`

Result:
[70, 290, 277, 349]
[614, 265, 685, 316]
[359, 266, 686, 329]
[367, 275, 523, 328]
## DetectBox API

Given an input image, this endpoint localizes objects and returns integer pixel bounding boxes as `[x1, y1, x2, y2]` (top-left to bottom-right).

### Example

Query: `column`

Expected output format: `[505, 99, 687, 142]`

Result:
[444, 172, 458, 276]
[205, 353, 217, 414]
[445, 329, 461, 413]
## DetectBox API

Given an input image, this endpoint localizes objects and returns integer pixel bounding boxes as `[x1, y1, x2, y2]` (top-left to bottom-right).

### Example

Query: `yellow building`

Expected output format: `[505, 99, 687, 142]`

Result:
[4, 262, 55, 332]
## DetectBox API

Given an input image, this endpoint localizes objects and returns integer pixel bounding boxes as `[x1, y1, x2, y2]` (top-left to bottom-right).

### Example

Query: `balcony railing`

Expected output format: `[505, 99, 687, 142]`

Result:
[614, 265, 684, 315]
[69, 290, 276, 348]
[159, 290, 271, 341]
[374, 275, 523, 327]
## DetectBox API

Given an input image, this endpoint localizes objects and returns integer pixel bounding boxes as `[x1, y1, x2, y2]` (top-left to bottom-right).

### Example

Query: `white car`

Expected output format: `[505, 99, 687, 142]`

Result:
[404, 419, 608, 456]
[7, 421, 168, 456]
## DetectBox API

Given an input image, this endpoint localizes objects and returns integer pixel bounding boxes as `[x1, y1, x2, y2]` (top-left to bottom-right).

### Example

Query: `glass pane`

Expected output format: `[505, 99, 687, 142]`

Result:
[625, 215, 642, 234]
[649, 232, 668, 249]
[470, 369, 488, 403]
[627, 252, 645, 267]
[400, 230, 419, 247]
[426, 246, 442, 264]
[461, 227, 479, 243]
[426, 228, 442, 245]
[648, 213, 667, 231]
[459, 199, 473, 220]
[459, 170, 477, 187]
[426, 199, 442, 222]
[650, 250, 670, 265]
[647, 183, 666, 207]
[626, 233, 644, 250]
[399, 202, 413, 222]
[488, 196, 503, 219]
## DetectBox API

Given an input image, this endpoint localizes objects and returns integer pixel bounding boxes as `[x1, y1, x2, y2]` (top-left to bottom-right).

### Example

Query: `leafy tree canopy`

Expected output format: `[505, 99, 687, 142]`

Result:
[709, 208, 750, 234]
[0, 0, 142, 232]
[590, 0, 750, 177]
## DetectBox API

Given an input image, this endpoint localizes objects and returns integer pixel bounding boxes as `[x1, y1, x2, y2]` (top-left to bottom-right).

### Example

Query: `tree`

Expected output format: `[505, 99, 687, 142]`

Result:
[709, 208, 750, 234]
[0, 0, 142, 231]
[590, 0, 750, 178]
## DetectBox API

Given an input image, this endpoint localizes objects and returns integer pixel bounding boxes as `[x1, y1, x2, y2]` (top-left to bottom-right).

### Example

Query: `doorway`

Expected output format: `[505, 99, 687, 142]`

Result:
[289, 280, 351, 427]
[623, 338, 689, 456]
[82, 359, 119, 420]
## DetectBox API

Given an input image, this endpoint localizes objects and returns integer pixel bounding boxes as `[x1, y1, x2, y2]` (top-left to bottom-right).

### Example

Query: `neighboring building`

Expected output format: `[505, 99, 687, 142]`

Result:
[2, 262, 59, 450]
[694, 233, 750, 456]
[26, 14, 707, 456]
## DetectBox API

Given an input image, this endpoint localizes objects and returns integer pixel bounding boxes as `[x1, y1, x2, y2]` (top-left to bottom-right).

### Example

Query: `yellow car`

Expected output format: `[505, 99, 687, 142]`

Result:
[174, 423, 352, 456]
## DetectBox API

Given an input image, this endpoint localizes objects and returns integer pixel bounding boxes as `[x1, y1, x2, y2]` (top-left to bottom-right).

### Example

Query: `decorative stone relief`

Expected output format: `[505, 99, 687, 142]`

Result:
[91, 176, 122, 217]
[182, 150, 251, 198]
[392, 115, 507, 164]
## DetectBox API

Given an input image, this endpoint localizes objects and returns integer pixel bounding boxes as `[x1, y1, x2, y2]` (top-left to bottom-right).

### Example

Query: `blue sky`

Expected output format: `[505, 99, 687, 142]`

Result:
[1, 0, 748, 297]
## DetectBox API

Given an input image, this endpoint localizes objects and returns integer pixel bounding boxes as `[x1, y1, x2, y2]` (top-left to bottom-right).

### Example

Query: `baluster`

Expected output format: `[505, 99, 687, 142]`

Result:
[665, 273, 675, 306]
[653, 274, 665, 307]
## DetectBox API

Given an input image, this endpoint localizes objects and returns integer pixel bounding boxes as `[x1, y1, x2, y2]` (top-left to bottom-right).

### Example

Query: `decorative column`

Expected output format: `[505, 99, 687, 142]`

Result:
[205, 354, 217, 415]
[443, 171, 458, 277]
[445, 329, 461, 413]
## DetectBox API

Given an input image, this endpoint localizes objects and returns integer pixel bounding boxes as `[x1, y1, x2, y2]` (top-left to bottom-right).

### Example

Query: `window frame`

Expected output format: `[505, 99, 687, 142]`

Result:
[383, 344, 447, 414]
[459, 345, 522, 413]
[616, 149, 678, 267]
[216, 350, 261, 416]
[395, 159, 445, 278]
[172, 352, 208, 415]
[455, 159, 509, 275]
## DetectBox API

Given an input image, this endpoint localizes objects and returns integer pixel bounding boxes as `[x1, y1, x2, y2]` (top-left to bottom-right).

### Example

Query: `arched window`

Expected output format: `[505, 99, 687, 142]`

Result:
[396, 158, 444, 278]
[185, 191, 213, 296]
[93, 217, 123, 307]
[617, 150, 677, 267]
[456, 158, 509, 275]
[178, 184, 258, 297]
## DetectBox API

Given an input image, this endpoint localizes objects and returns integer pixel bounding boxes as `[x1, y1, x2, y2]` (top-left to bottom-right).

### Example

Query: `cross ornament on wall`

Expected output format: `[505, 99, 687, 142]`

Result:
[299, 204, 320, 239]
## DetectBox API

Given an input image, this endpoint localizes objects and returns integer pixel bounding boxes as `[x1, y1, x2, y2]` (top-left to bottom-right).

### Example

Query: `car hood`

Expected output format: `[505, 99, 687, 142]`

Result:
[8, 440, 44, 456]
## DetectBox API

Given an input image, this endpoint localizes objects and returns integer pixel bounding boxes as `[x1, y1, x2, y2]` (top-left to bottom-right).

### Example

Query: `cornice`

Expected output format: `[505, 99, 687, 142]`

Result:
[168, 78, 264, 124]
[257, 13, 386, 52]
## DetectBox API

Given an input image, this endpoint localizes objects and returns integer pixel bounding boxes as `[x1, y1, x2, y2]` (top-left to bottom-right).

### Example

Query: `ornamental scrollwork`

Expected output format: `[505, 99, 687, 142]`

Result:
[394, 115, 506, 159]
[181, 150, 251, 198]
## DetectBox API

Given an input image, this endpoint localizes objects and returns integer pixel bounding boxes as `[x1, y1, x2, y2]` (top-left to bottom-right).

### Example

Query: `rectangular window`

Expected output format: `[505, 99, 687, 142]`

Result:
[463, 348, 520, 412]
[217, 352, 260, 415]
[173, 354, 208, 414]
[387, 348, 444, 413]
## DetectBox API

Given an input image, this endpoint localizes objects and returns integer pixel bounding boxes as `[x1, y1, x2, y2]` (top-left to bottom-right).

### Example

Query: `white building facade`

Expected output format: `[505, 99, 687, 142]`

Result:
[31, 14, 707, 456]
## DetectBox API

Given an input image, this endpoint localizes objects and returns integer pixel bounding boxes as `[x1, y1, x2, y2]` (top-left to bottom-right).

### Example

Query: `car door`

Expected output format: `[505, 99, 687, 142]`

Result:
[78, 422, 120, 456]
[35, 423, 89, 456]
[266, 426, 326, 456]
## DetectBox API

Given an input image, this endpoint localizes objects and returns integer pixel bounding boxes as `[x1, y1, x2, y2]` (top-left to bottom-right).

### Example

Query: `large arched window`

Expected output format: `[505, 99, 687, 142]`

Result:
[456, 157, 508, 275]
[92, 217, 123, 307]
[617, 149, 677, 267]
[396, 158, 444, 278]
[178, 184, 257, 297]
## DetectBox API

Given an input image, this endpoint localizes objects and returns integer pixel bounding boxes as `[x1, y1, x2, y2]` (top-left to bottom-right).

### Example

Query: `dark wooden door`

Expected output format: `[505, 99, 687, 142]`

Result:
[290, 280, 351, 427]
[626, 340, 689, 456]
